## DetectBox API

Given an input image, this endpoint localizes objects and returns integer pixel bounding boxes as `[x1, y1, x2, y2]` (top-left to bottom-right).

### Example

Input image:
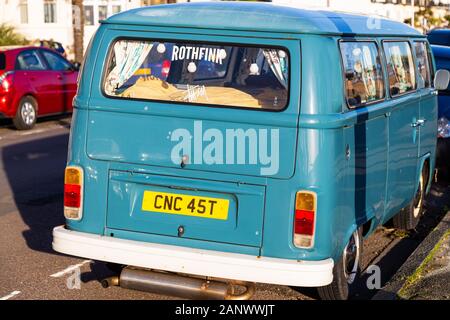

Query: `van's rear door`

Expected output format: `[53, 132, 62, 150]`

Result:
[86, 30, 301, 248]
[106, 171, 266, 247]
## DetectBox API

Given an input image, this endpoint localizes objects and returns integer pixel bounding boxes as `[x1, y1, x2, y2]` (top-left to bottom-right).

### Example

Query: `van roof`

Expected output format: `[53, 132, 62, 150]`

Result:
[104, 2, 422, 37]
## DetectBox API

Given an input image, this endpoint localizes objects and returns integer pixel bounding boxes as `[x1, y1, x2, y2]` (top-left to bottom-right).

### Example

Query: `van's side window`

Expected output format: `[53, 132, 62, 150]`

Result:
[339, 41, 385, 108]
[414, 41, 433, 89]
[383, 41, 416, 96]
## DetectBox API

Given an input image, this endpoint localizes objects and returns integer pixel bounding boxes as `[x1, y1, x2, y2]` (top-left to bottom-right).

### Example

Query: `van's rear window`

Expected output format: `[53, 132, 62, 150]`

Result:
[103, 40, 289, 110]
[0, 53, 6, 70]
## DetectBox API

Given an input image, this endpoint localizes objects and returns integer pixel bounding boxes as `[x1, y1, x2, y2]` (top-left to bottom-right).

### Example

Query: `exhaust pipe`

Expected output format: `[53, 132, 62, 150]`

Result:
[101, 267, 255, 300]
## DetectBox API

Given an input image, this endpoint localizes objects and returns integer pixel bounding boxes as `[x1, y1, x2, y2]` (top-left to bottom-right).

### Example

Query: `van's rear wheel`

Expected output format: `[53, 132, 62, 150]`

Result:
[13, 96, 37, 130]
[393, 166, 427, 231]
[317, 228, 362, 300]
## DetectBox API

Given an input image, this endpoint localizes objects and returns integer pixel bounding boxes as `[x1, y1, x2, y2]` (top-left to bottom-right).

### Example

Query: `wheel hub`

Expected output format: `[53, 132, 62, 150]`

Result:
[343, 230, 360, 285]
[21, 102, 36, 125]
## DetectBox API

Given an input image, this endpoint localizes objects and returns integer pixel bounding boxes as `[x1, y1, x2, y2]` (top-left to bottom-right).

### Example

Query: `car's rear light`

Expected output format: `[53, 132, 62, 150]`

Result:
[0, 71, 14, 92]
[64, 166, 84, 220]
[162, 60, 171, 78]
[294, 191, 316, 249]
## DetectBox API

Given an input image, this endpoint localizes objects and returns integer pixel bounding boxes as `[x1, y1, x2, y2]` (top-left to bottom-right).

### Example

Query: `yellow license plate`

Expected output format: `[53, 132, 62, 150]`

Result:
[142, 191, 229, 220]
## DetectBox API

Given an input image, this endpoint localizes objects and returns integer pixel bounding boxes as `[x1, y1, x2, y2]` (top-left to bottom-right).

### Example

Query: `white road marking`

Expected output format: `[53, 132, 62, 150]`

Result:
[50, 260, 92, 278]
[0, 291, 21, 300]
[19, 129, 45, 136]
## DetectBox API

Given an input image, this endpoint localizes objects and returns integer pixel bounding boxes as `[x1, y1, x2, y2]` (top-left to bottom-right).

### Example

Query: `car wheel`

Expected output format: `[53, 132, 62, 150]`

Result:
[393, 166, 427, 231]
[13, 96, 37, 130]
[317, 228, 362, 300]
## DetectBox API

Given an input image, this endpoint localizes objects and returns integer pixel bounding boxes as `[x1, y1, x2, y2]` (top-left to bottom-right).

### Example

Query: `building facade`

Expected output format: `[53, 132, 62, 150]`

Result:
[274, 0, 449, 24]
[1, 0, 449, 59]
[0, 0, 184, 59]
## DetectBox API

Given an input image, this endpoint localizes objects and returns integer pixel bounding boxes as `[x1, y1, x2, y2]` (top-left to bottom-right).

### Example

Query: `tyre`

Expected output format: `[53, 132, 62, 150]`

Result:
[317, 228, 362, 300]
[13, 96, 37, 130]
[392, 166, 427, 231]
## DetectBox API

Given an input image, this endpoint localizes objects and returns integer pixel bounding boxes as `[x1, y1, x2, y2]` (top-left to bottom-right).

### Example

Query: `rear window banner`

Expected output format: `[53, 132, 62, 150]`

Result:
[171, 46, 227, 65]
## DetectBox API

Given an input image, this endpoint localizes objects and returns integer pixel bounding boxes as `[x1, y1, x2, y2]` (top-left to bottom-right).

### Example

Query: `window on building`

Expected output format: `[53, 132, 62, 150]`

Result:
[383, 41, 416, 96]
[84, 5, 94, 26]
[340, 41, 385, 107]
[414, 41, 433, 89]
[19, 0, 28, 24]
[99, 5, 107, 21]
[112, 5, 121, 15]
[44, 0, 57, 23]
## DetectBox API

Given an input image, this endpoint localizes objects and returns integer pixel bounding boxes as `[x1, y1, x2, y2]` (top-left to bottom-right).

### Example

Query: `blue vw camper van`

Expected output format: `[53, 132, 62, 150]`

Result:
[52, 2, 450, 300]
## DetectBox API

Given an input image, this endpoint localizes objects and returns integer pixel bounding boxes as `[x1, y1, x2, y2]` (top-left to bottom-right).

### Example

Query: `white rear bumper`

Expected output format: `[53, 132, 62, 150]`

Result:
[52, 226, 333, 287]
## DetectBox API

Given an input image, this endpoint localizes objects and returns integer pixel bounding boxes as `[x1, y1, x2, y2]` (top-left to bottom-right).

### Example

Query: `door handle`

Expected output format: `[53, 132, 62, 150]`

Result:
[412, 119, 426, 127]
[56, 74, 63, 80]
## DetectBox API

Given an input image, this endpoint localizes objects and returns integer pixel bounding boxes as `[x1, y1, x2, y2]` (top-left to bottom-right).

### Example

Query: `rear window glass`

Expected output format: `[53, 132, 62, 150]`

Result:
[383, 41, 416, 96]
[340, 41, 385, 107]
[103, 40, 289, 110]
[0, 53, 5, 70]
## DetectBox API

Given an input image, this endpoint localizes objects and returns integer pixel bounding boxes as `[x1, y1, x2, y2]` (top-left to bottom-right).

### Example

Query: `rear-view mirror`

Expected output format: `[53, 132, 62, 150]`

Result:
[434, 69, 450, 91]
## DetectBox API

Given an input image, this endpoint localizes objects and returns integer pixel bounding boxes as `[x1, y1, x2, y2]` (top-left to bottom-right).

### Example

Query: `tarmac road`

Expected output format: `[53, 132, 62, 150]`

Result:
[0, 116, 448, 300]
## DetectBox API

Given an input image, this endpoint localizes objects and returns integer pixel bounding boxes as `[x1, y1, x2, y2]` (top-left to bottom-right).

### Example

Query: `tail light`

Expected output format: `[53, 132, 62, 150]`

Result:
[64, 166, 84, 220]
[0, 71, 14, 92]
[294, 191, 316, 249]
[161, 60, 171, 78]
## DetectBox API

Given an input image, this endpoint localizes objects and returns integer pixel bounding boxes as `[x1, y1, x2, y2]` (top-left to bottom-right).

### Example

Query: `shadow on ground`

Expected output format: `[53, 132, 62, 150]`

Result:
[352, 181, 450, 300]
[291, 181, 450, 300]
[2, 132, 69, 253]
[0, 114, 71, 131]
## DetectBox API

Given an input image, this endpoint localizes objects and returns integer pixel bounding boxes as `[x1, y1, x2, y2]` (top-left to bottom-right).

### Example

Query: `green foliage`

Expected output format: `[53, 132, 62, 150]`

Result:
[0, 24, 28, 46]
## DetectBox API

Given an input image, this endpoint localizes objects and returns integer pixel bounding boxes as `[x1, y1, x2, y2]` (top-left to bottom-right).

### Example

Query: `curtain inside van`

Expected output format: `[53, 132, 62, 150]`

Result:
[105, 41, 153, 94]
[262, 49, 288, 89]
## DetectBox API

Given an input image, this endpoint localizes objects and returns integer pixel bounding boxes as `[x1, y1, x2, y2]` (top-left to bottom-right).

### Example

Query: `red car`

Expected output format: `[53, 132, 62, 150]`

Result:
[0, 46, 79, 130]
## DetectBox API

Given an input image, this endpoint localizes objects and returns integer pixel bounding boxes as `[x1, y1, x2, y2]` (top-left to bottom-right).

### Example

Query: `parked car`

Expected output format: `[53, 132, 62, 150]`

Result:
[39, 40, 67, 59]
[428, 28, 450, 47]
[430, 44, 450, 179]
[0, 46, 79, 129]
[52, 2, 450, 300]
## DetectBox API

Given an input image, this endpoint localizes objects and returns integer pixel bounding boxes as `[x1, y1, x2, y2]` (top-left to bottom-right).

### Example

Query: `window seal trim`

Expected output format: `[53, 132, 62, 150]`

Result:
[100, 36, 292, 113]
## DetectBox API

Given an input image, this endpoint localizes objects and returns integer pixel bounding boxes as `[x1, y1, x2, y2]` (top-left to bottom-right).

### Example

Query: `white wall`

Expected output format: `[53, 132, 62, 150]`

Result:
[273, 0, 415, 23]
[3, 0, 446, 58]
[0, 0, 142, 59]
[1, 0, 73, 46]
